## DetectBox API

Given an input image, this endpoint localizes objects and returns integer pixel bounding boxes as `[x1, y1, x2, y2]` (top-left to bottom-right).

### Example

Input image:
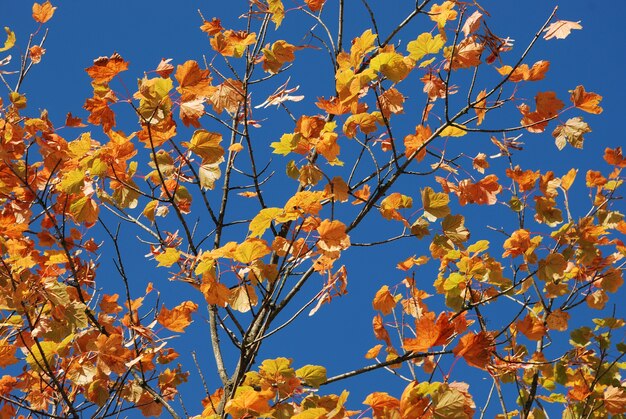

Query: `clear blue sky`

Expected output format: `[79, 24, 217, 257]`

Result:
[2, 0, 625, 417]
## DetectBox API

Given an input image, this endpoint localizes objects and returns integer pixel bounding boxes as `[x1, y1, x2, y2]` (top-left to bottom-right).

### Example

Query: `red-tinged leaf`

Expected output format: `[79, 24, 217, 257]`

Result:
[604, 147, 626, 167]
[84, 95, 115, 131]
[65, 112, 86, 127]
[85, 53, 128, 83]
[305, 0, 326, 12]
[155, 58, 174, 78]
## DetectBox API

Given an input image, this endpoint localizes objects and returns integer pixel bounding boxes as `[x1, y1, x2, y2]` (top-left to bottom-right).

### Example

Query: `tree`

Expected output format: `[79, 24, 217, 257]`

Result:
[0, 0, 624, 417]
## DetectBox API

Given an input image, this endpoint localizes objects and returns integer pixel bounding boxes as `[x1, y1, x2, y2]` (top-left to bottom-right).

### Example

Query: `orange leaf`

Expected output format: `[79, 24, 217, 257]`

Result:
[316, 220, 350, 254]
[372, 285, 397, 315]
[365, 344, 383, 359]
[570, 85, 603, 114]
[516, 314, 546, 341]
[32, 1, 56, 23]
[305, 0, 326, 12]
[175, 60, 215, 100]
[363, 392, 400, 417]
[453, 331, 494, 369]
[373, 314, 391, 345]
[604, 147, 626, 167]
[157, 301, 198, 332]
[85, 53, 129, 83]
[545, 309, 570, 331]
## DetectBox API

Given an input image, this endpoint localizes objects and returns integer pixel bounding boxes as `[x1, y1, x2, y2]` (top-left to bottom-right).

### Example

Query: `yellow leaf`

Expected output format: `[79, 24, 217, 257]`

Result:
[155, 248, 181, 267]
[249, 208, 283, 237]
[58, 169, 85, 194]
[185, 129, 224, 164]
[429, 1, 458, 29]
[234, 238, 271, 264]
[369, 52, 411, 83]
[271, 133, 300, 155]
[440, 124, 467, 137]
[350, 29, 378, 68]
[0, 27, 15, 52]
[268, 0, 285, 28]
[422, 186, 450, 221]
[69, 196, 99, 224]
[407, 33, 445, 61]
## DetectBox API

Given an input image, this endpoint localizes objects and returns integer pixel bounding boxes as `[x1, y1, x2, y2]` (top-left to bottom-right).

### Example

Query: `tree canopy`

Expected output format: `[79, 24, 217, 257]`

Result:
[0, 1, 624, 418]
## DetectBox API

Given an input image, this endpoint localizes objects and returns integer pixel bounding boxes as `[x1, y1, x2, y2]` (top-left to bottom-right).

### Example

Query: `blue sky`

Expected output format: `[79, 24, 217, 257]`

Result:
[2, 0, 625, 417]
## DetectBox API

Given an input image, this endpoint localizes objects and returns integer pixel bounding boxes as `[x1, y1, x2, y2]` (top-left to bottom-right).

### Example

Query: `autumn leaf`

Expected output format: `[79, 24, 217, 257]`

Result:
[407, 33, 445, 62]
[175, 60, 215, 100]
[155, 58, 174, 78]
[0, 28, 16, 53]
[296, 365, 327, 388]
[552, 117, 591, 150]
[224, 386, 273, 419]
[69, 196, 99, 224]
[462, 11, 483, 37]
[234, 238, 271, 264]
[440, 124, 466, 137]
[316, 219, 350, 253]
[372, 285, 397, 315]
[404, 124, 431, 160]
[363, 392, 400, 417]
[422, 186, 450, 221]
[453, 331, 494, 369]
[229, 285, 259, 313]
[546, 309, 570, 331]
[268, 0, 285, 28]
[155, 247, 181, 267]
[516, 314, 546, 341]
[543, 20, 582, 40]
[380, 192, 413, 221]
[32, 1, 56, 23]
[496, 61, 549, 82]
[604, 386, 626, 415]
[429, 1, 458, 29]
[157, 301, 198, 332]
[0, 340, 18, 368]
[85, 53, 129, 83]
[184, 129, 224, 164]
[569, 85, 603, 114]
[370, 51, 412, 83]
